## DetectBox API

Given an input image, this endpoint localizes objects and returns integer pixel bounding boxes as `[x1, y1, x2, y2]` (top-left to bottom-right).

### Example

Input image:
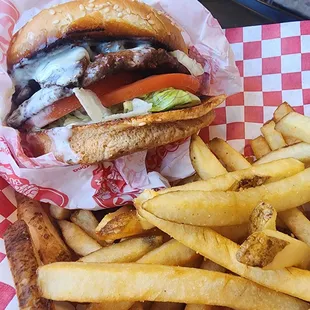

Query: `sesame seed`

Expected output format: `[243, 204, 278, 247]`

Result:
[139, 122, 146, 126]
[149, 20, 155, 25]
[107, 1, 111, 3]
[89, 0, 95, 2]
[49, 9, 55, 15]
[157, 10, 163, 15]
[117, 12, 123, 17]
[146, 14, 151, 20]
[88, 3, 94, 8]
[95, 4, 104, 8]
[113, 4, 119, 9]
[126, 8, 131, 14]
[103, 7, 110, 13]
[79, 4, 85, 10]
[85, 6, 93, 11]
[52, 19, 60, 24]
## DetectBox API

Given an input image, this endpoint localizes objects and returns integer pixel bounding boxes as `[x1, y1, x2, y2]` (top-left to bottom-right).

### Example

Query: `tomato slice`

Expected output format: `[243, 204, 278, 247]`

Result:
[23, 72, 141, 130]
[99, 74, 200, 107]
[23, 73, 199, 130]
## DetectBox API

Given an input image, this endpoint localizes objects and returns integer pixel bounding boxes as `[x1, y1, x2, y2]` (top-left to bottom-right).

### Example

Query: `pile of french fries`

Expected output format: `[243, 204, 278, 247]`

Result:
[4, 102, 310, 310]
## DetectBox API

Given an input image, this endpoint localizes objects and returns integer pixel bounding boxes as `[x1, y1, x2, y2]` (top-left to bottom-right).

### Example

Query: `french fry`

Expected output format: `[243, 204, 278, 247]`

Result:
[159, 158, 305, 194]
[71, 210, 106, 245]
[88, 239, 201, 310]
[208, 138, 251, 171]
[37, 262, 309, 309]
[96, 208, 153, 241]
[279, 208, 310, 246]
[272, 103, 301, 145]
[49, 204, 71, 220]
[139, 209, 310, 302]
[16, 193, 72, 263]
[58, 220, 102, 256]
[275, 112, 310, 144]
[237, 229, 310, 270]
[190, 135, 227, 179]
[79, 235, 163, 263]
[254, 142, 310, 165]
[185, 260, 226, 310]
[4, 220, 52, 310]
[249, 202, 277, 234]
[250, 136, 271, 159]
[96, 206, 131, 232]
[273, 102, 294, 123]
[137, 239, 201, 267]
[260, 120, 287, 150]
[140, 168, 310, 227]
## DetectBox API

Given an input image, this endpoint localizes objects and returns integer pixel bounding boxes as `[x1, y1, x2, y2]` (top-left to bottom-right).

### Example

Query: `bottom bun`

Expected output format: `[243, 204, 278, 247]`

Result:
[26, 96, 225, 165]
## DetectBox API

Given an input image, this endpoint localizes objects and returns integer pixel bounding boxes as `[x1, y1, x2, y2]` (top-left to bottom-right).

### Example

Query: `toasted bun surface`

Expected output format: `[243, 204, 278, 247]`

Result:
[8, 0, 187, 69]
[26, 96, 225, 164]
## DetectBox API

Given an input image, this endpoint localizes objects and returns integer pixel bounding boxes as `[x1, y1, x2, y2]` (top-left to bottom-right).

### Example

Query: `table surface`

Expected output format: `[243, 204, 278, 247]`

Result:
[200, 0, 304, 28]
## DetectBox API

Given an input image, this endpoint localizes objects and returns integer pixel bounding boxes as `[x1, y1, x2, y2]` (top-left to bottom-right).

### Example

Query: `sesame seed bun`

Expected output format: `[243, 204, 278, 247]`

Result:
[7, 0, 188, 69]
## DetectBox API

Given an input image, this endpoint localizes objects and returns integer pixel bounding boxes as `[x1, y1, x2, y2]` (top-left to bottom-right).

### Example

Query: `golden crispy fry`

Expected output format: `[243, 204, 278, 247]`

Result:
[275, 112, 310, 144]
[250, 136, 271, 159]
[96, 208, 152, 241]
[261, 120, 287, 150]
[237, 229, 310, 270]
[273, 103, 301, 144]
[208, 138, 251, 171]
[4, 220, 52, 310]
[37, 262, 308, 310]
[249, 202, 277, 234]
[79, 235, 163, 263]
[273, 102, 294, 123]
[16, 193, 72, 263]
[58, 220, 101, 256]
[140, 168, 310, 227]
[185, 260, 226, 310]
[49, 204, 71, 220]
[96, 206, 131, 234]
[190, 135, 227, 179]
[87, 239, 201, 310]
[71, 210, 106, 245]
[158, 158, 304, 194]
[254, 142, 310, 165]
[279, 208, 310, 246]
[137, 239, 201, 267]
[139, 209, 310, 302]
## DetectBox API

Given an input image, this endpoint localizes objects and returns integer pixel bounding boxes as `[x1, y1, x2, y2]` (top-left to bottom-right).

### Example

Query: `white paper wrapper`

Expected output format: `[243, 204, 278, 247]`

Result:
[0, 0, 241, 210]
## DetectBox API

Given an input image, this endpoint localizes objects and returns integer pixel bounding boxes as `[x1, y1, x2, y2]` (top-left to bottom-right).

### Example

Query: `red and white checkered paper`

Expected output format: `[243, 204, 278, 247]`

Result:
[1, 15, 310, 310]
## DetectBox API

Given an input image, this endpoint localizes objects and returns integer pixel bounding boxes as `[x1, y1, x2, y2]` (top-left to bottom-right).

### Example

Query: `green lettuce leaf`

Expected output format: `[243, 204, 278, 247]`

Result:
[141, 88, 201, 112]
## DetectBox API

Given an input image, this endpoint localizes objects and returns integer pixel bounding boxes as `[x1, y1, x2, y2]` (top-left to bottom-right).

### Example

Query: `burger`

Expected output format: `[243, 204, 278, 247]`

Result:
[6, 0, 225, 164]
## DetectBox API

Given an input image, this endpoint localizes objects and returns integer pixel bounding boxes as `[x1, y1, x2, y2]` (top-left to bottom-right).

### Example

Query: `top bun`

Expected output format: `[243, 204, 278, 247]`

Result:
[7, 0, 187, 69]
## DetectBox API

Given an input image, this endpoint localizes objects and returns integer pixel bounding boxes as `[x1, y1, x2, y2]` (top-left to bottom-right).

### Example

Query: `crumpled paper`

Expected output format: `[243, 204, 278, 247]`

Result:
[0, 0, 241, 210]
